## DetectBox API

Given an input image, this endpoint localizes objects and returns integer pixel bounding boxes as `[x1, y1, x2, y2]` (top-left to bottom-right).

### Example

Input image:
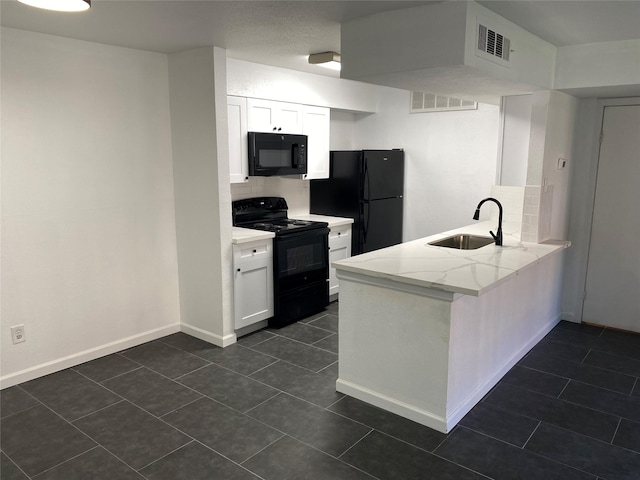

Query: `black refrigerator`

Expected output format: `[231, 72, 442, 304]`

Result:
[310, 150, 404, 255]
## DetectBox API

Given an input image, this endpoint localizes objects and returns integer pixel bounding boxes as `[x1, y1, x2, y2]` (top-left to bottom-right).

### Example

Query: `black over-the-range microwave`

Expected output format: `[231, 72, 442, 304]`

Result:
[248, 132, 307, 176]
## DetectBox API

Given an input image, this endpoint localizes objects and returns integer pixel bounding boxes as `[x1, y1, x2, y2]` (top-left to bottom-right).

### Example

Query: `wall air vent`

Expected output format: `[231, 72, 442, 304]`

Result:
[411, 92, 477, 113]
[478, 24, 510, 62]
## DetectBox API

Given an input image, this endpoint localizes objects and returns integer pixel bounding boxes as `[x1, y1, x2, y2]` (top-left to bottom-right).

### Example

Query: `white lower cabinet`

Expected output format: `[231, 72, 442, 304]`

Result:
[328, 224, 352, 297]
[233, 239, 274, 330]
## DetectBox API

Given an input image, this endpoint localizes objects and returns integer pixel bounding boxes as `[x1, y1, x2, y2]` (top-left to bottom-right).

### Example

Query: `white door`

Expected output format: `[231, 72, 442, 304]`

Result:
[583, 104, 640, 332]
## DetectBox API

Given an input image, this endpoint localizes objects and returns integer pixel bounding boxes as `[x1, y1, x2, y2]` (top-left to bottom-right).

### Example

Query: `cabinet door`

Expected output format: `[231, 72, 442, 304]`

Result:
[303, 105, 330, 180]
[329, 243, 348, 297]
[277, 103, 304, 134]
[227, 96, 249, 183]
[233, 239, 274, 330]
[234, 257, 274, 330]
[247, 98, 303, 134]
[328, 225, 352, 296]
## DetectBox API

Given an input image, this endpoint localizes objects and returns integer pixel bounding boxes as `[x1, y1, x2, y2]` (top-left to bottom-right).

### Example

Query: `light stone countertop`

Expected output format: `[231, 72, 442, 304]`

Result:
[333, 220, 570, 297]
[231, 227, 275, 245]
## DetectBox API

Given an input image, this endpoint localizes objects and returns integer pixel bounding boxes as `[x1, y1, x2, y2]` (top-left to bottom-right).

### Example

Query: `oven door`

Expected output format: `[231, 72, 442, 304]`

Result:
[274, 227, 329, 293]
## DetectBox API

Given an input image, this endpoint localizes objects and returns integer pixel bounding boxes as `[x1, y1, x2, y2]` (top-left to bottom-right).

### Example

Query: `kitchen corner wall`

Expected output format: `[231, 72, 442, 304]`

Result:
[351, 88, 501, 241]
[521, 91, 578, 243]
[1, 28, 181, 387]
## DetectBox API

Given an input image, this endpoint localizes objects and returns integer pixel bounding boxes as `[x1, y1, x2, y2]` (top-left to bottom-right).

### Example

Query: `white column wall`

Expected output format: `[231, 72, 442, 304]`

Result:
[169, 47, 234, 347]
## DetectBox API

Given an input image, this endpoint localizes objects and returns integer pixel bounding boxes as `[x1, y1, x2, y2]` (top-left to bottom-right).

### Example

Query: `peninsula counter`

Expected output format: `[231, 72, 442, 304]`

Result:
[333, 221, 569, 433]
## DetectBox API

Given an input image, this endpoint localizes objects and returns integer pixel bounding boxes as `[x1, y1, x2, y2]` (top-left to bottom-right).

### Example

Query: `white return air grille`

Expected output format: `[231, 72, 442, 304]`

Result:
[478, 24, 510, 61]
[411, 92, 477, 113]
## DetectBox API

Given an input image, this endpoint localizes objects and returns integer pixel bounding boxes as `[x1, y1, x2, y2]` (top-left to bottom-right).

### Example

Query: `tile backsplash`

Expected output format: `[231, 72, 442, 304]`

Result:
[481, 186, 525, 240]
[521, 185, 541, 243]
[230, 177, 310, 216]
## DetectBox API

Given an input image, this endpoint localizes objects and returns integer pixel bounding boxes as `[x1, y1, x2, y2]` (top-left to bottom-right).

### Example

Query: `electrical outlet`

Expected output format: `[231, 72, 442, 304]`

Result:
[11, 325, 26, 344]
[557, 158, 567, 170]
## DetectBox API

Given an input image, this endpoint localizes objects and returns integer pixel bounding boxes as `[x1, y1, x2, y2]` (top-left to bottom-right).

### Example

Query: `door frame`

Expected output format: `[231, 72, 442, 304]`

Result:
[573, 97, 640, 324]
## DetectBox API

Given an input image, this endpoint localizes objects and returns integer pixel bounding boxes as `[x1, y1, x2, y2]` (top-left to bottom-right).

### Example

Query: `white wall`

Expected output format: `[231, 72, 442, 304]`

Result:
[351, 88, 500, 241]
[522, 91, 578, 243]
[499, 95, 532, 186]
[1, 28, 181, 387]
[555, 40, 640, 95]
[169, 47, 235, 348]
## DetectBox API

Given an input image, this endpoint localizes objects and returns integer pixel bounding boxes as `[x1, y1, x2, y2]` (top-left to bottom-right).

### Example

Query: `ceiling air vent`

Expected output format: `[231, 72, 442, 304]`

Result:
[478, 24, 510, 62]
[411, 92, 477, 113]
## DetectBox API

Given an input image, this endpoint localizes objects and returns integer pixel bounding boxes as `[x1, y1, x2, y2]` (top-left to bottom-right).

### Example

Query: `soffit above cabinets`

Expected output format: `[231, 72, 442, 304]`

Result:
[340, 1, 556, 105]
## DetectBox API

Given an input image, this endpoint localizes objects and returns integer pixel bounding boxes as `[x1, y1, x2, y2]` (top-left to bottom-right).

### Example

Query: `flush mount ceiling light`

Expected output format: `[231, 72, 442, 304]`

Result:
[18, 0, 91, 12]
[308, 51, 341, 71]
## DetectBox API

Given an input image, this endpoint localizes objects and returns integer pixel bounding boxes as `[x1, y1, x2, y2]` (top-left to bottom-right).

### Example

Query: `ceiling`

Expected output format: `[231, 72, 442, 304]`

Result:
[2, 0, 639, 78]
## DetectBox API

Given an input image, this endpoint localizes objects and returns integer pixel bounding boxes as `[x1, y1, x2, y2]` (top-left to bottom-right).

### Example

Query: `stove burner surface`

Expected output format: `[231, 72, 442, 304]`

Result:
[232, 197, 328, 235]
[248, 219, 320, 233]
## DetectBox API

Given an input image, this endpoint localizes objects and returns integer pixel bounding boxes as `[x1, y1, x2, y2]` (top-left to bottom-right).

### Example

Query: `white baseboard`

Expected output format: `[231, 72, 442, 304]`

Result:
[180, 322, 237, 348]
[0, 323, 181, 389]
[336, 378, 449, 433]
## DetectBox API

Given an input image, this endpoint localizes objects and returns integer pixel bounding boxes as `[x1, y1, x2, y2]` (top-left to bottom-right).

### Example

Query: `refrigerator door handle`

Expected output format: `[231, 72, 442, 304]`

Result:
[362, 200, 370, 244]
[363, 160, 370, 202]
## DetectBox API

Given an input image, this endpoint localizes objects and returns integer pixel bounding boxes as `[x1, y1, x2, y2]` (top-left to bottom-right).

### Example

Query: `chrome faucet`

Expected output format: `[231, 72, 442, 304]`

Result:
[473, 197, 503, 246]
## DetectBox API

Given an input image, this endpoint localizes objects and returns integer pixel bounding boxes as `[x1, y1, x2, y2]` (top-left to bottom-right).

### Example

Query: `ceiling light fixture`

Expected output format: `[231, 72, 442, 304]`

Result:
[308, 51, 341, 71]
[17, 0, 91, 12]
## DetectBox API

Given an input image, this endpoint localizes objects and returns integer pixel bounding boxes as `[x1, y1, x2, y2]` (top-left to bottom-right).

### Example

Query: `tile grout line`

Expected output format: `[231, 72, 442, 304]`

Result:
[514, 362, 636, 397]
[556, 378, 571, 399]
[21, 400, 119, 477]
[134, 439, 196, 473]
[521, 421, 541, 450]
[609, 417, 623, 445]
[413, 428, 495, 480]
[238, 433, 286, 467]
[1, 445, 33, 480]
[26, 445, 102, 479]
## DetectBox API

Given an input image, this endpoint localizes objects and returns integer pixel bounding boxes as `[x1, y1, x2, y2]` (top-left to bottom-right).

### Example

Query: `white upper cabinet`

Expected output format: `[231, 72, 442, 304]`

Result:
[247, 98, 303, 134]
[228, 96, 249, 183]
[229, 97, 330, 182]
[302, 105, 330, 180]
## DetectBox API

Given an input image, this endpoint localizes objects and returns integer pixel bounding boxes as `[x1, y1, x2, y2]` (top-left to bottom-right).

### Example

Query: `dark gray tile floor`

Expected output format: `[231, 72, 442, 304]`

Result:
[2, 304, 640, 480]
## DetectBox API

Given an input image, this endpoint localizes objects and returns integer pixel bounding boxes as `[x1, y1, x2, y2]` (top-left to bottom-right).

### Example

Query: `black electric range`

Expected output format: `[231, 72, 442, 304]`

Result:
[232, 197, 330, 328]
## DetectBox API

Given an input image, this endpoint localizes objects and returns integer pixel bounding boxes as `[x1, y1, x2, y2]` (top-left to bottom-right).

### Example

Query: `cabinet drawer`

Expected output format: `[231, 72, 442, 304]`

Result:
[329, 225, 351, 248]
[235, 240, 273, 262]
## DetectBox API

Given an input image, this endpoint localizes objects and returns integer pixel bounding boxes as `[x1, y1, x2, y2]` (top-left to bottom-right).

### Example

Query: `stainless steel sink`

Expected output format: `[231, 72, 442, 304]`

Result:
[428, 234, 494, 250]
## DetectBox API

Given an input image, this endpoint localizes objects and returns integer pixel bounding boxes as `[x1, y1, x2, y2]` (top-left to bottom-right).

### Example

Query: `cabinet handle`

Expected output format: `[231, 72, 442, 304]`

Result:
[338, 232, 341, 236]
[237, 268, 241, 272]
[277, 127, 282, 131]
[272, 127, 277, 131]
[253, 249, 257, 253]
